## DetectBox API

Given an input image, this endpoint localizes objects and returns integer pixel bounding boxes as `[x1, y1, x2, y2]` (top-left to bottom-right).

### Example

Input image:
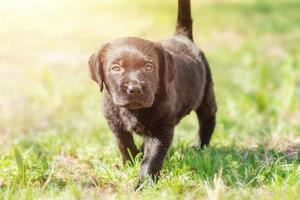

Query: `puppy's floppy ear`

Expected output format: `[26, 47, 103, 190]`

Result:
[88, 44, 108, 92]
[163, 50, 176, 83]
[161, 49, 176, 93]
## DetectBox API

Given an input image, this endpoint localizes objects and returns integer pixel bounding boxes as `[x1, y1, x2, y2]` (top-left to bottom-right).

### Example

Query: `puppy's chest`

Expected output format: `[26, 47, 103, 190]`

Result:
[119, 109, 152, 135]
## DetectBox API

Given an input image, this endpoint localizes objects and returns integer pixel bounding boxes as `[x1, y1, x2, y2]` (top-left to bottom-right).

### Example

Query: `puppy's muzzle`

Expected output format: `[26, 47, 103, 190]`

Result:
[114, 81, 153, 109]
[123, 81, 145, 96]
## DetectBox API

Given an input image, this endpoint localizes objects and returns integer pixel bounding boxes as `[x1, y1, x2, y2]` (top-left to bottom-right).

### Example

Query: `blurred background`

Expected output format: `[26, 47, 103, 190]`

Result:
[0, 0, 299, 197]
[1, 0, 299, 150]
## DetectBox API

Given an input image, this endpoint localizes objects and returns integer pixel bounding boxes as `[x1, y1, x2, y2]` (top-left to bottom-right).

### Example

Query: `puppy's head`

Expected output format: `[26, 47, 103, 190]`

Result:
[89, 37, 176, 109]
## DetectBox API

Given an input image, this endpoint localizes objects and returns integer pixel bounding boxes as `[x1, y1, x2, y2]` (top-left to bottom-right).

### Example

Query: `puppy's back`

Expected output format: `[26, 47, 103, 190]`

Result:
[162, 36, 207, 120]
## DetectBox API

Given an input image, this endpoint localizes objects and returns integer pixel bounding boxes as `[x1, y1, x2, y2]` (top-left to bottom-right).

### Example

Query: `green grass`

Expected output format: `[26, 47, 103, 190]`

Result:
[0, 0, 299, 199]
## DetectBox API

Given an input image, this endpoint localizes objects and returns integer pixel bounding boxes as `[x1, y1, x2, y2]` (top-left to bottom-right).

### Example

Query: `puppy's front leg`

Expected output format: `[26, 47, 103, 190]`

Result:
[114, 130, 139, 163]
[138, 129, 173, 186]
[107, 123, 139, 162]
[106, 117, 139, 162]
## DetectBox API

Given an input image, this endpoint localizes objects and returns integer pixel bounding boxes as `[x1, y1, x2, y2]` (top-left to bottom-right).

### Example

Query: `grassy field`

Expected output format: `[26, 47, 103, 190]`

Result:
[0, 0, 299, 199]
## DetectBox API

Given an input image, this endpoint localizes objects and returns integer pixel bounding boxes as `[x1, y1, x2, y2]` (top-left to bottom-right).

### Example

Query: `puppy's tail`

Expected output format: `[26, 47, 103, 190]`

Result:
[175, 0, 193, 41]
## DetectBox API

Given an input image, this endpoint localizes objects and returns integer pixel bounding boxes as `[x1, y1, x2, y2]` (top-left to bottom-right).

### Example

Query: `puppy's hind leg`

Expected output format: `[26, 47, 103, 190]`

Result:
[195, 52, 217, 148]
[196, 103, 216, 148]
[196, 76, 217, 147]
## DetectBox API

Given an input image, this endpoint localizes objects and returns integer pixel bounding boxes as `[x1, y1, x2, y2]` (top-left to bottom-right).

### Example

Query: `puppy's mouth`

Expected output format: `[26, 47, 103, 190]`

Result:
[122, 102, 145, 109]
[117, 101, 153, 109]
[113, 96, 153, 110]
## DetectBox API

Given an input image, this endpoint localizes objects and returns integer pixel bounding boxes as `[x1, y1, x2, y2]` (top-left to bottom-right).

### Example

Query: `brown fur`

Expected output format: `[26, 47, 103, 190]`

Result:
[88, 0, 217, 187]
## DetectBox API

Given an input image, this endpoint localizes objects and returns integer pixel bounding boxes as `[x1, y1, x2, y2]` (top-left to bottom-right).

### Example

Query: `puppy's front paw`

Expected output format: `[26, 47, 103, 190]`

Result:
[135, 175, 155, 191]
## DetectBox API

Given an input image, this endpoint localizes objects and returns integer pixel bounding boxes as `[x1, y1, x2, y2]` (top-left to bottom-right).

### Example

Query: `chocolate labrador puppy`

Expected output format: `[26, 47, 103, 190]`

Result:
[89, 0, 217, 185]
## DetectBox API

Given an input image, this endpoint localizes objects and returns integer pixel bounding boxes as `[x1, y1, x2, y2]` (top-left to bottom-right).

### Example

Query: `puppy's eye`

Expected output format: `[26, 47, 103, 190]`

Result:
[144, 64, 153, 71]
[111, 64, 121, 72]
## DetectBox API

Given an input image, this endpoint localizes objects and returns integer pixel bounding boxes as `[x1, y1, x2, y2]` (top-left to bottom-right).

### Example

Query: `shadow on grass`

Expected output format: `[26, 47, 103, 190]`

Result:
[166, 144, 299, 187]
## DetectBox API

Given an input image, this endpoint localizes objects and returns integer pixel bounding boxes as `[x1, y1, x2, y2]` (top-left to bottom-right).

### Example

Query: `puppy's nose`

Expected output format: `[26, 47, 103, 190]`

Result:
[126, 83, 142, 95]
